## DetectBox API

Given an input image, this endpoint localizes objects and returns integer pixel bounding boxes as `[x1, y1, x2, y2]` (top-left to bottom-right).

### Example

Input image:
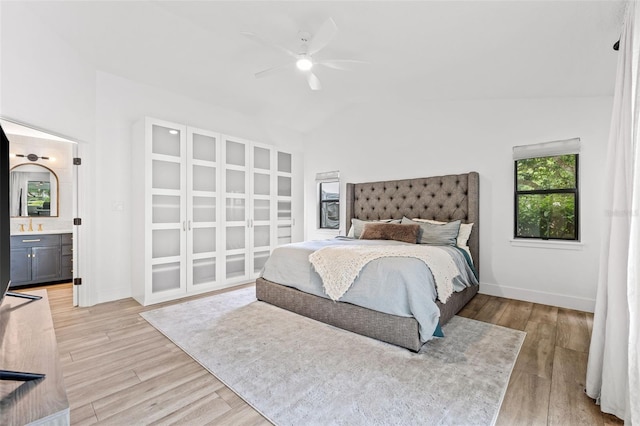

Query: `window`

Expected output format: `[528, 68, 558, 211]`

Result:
[319, 181, 340, 229]
[514, 139, 580, 241]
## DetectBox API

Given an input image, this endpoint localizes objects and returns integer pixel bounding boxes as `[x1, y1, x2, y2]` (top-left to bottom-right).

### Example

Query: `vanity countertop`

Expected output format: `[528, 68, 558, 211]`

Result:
[11, 230, 73, 236]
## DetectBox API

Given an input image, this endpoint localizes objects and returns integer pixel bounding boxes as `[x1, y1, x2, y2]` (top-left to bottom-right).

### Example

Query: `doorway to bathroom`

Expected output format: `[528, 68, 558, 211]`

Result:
[1, 117, 82, 306]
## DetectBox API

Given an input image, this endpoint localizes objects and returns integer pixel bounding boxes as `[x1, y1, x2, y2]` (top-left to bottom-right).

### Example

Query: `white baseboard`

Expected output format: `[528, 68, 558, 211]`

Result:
[96, 286, 132, 305]
[479, 282, 595, 313]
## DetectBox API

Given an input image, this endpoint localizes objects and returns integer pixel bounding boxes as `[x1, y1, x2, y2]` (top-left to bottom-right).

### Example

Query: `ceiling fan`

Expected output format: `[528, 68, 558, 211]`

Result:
[242, 18, 363, 91]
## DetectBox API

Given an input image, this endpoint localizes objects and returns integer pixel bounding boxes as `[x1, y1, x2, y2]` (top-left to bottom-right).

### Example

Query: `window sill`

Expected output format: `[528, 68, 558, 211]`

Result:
[509, 239, 584, 250]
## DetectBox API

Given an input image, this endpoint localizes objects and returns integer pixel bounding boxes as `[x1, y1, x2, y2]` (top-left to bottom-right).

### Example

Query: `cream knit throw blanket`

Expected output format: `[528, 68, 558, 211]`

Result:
[309, 245, 458, 303]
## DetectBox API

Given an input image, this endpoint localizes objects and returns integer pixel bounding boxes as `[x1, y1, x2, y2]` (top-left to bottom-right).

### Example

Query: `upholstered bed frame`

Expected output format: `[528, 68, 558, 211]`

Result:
[256, 172, 479, 351]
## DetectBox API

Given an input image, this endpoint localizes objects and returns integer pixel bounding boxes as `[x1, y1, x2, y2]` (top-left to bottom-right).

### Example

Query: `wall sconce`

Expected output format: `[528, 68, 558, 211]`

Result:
[10, 153, 55, 162]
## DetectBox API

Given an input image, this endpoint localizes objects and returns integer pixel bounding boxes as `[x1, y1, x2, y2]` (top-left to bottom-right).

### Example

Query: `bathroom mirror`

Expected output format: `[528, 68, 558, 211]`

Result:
[9, 164, 59, 217]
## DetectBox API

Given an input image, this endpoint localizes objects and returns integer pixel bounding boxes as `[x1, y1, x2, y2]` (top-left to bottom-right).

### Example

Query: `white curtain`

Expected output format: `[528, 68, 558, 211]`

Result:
[586, 2, 640, 423]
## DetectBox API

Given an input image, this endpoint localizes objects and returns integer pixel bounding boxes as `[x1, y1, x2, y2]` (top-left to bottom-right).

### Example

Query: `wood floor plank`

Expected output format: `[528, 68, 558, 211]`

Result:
[496, 370, 551, 426]
[548, 346, 605, 426]
[556, 308, 591, 353]
[66, 369, 141, 410]
[514, 322, 556, 379]
[457, 292, 490, 318]
[96, 372, 222, 424]
[529, 303, 559, 325]
[69, 403, 97, 426]
[497, 299, 533, 331]
[92, 362, 213, 420]
[473, 296, 509, 324]
[150, 393, 233, 426]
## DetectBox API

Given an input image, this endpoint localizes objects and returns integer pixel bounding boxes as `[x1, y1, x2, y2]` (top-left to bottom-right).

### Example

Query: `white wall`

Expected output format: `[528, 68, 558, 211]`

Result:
[94, 71, 304, 303]
[303, 96, 613, 312]
[0, 2, 96, 143]
[0, 2, 305, 305]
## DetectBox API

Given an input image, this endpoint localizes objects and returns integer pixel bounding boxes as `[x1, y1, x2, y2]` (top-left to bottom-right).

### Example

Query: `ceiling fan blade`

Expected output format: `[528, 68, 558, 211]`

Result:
[254, 62, 294, 79]
[317, 59, 367, 71]
[307, 18, 338, 55]
[307, 72, 322, 91]
[241, 31, 296, 58]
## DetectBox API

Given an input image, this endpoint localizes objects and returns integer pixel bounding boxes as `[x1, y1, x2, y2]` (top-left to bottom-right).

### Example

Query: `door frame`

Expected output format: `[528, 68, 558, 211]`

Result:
[0, 116, 92, 306]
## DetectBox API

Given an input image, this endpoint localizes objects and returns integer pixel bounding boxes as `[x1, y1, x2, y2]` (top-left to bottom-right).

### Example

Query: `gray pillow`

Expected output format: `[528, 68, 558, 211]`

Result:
[349, 218, 401, 238]
[401, 217, 461, 246]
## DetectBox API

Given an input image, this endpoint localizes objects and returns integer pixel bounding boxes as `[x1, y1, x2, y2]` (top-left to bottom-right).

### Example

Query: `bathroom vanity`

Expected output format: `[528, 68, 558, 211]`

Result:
[9, 232, 73, 287]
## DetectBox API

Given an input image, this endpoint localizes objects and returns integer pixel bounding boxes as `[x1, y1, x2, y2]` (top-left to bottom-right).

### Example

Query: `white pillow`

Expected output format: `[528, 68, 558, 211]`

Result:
[412, 218, 474, 262]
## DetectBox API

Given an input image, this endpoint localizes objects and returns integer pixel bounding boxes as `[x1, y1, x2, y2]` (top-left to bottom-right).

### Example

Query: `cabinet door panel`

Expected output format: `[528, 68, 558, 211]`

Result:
[254, 199, 270, 221]
[152, 229, 181, 259]
[152, 160, 181, 190]
[192, 227, 216, 254]
[226, 169, 245, 194]
[10, 247, 32, 284]
[253, 225, 271, 248]
[254, 146, 270, 170]
[152, 262, 182, 293]
[226, 140, 245, 166]
[152, 124, 181, 156]
[278, 176, 292, 197]
[32, 246, 60, 282]
[253, 250, 270, 274]
[192, 164, 216, 192]
[226, 254, 245, 279]
[192, 133, 217, 162]
[192, 196, 216, 222]
[192, 257, 216, 286]
[226, 198, 245, 221]
[153, 195, 181, 223]
[253, 172, 270, 196]
[226, 226, 246, 250]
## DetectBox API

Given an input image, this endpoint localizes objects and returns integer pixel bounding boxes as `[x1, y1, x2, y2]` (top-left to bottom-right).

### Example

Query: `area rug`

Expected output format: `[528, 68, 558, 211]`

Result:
[141, 287, 525, 425]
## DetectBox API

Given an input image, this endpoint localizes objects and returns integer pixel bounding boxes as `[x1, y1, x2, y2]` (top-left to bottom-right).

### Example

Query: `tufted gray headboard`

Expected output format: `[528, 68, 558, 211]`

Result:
[345, 172, 480, 276]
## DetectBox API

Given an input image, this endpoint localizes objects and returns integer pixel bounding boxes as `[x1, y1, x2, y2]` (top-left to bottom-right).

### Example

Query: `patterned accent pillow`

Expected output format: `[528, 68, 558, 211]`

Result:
[359, 222, 420, 244]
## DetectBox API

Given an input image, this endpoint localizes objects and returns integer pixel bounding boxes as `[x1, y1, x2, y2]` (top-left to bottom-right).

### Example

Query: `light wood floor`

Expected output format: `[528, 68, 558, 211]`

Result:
[25, 283, 622, 425]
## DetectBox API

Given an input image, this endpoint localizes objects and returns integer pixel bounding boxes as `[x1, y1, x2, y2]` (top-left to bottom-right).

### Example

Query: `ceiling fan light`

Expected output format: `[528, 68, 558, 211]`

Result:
[296, 57, 313, 71]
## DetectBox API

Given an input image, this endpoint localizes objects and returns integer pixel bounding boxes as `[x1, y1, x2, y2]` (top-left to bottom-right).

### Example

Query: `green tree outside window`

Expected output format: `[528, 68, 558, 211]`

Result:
[515, 154, 578, 240]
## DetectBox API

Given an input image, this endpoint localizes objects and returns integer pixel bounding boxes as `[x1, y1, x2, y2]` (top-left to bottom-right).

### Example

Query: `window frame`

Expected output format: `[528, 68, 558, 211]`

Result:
[513, 154, 580, 241]
[318, 180, 340, 230]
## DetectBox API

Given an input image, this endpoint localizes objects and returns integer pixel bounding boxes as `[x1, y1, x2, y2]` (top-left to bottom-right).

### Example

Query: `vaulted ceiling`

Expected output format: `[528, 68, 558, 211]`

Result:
[20, 1, 626, 134]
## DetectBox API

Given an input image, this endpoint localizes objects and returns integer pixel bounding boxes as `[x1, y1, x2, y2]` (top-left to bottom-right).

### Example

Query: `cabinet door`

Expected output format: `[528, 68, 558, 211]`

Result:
[186, 128, 220, 292]
[223, 136, 250, 282]
[32, 246, 61, 283]
[276, 151, 294, 246]
[61, 244, 73, 281]
[10, 247, 32, 285]
[250, 144, 274, 277]
[149, 120, 187, 298]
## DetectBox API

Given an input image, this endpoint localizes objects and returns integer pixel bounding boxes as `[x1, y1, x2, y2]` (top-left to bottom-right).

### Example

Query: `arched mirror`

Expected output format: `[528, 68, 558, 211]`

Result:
[9, 164, 59, 217]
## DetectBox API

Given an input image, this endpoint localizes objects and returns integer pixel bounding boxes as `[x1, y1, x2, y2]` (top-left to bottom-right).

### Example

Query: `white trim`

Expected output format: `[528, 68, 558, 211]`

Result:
[479, 281, 595, 312]
[513, 137, 580, 160]
[315, 170, 339, 182]
[509, 239, 584, 250]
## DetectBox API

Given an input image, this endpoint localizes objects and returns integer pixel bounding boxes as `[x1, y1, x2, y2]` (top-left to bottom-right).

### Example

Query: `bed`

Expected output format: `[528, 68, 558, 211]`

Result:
[256, 172, 479, 351]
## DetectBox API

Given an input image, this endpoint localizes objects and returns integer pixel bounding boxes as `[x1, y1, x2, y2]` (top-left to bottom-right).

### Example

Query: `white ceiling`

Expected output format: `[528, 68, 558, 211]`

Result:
[23, 1, 626, 134]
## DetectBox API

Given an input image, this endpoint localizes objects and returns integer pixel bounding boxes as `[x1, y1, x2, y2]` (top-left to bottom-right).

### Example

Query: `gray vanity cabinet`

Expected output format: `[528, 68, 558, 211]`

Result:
[10, 233, 72, 287]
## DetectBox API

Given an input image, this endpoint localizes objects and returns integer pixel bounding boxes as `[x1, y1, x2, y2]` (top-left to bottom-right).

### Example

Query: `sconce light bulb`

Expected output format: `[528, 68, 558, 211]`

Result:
[9, 153, 16, 158]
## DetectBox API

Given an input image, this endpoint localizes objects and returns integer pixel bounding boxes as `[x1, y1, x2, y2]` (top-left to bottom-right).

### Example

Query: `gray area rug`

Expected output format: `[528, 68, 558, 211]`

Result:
[141, 287, 525, 425]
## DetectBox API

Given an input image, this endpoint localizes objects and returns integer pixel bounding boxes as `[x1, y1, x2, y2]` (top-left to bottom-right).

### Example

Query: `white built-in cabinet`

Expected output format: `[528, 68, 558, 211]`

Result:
[132, 117, 295, 305]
